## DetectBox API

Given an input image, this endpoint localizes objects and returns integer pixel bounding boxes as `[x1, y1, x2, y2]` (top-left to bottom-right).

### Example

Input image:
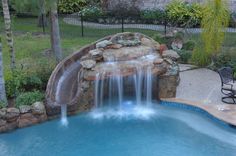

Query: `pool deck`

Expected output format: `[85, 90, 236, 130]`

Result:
[162, 65, 236, 126]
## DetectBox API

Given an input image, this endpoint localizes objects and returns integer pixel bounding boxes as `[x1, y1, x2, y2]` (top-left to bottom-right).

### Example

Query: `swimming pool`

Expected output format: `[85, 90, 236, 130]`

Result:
[0, 101, 236, 156]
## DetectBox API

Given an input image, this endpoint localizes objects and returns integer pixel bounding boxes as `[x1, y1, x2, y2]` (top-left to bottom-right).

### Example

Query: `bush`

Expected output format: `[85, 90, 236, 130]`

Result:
[182, 40, 196, 51]
[80, 5, 104, 17]
[166, 1, 203, 27]
[214, 49, 236, 77]
[58, 0, 87, 14]
[176, 49, 192, 63]
[11, 0, 39, 15]
[140, 9, 166, 23]
[15, 91, 44, 107]
[191, 46, 210, 66]
[5, 59, 56, 98]
[0, 101, 6, 109]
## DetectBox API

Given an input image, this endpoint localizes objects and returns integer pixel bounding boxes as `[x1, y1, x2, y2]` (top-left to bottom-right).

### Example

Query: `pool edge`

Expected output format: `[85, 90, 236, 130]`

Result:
[161, 98, 236, 127]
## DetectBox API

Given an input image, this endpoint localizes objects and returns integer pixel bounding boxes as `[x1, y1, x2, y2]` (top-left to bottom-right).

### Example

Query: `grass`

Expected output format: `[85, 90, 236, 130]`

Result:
[0, 17, 160, 74]
[1, 17, 236, 75]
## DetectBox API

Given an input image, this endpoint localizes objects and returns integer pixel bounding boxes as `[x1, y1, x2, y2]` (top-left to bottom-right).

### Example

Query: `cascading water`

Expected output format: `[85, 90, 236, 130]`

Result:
[146, 66, 153, 105]
[93, 64, 153, 109]
[60, 104, 68, 126]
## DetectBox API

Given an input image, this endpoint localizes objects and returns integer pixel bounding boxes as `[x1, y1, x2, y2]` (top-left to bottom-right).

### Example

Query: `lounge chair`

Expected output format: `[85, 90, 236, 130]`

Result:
[218, 67, 236, 104]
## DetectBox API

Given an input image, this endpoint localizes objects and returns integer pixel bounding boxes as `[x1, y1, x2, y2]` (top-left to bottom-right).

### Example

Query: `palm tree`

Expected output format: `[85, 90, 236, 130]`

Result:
[0, 37, 8, 105]
[2, 0, 16, 70]
[49, 0, 62, 62]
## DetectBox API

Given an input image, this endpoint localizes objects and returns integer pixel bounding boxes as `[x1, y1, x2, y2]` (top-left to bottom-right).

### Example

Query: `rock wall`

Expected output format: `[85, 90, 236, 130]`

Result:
[104, 0, 236, 11]
[0, 102, 47, 133]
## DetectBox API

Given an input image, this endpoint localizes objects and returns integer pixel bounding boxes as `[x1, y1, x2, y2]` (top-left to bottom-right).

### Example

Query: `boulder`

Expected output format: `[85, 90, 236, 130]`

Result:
[17, 113, 38, 128]
[106, 44, 122, 49]
[19, 105, 31, 114]
[81, 60, 96, 69]
[154, 58, 164, 64]
[96, 40, 112, 48]
[162, 50, 180, 60]
[89, 49, 103, 57]
[0, 119, 6, 127]
[5, 108, 20, 121]
[0, 108, 7, 119]
[171, 39, 183, 50]
[31, 102, 46, 115]
[141, 37, 160, 50]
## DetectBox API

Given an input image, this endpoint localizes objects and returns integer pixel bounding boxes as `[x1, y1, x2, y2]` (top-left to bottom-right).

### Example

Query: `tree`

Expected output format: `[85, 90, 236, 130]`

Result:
[201, 0, 229, 60]
[2, 0, 16, 70]
[11, 0, 48, 28]
[49, 0, 63, 62]
[0, 38, 8, 105]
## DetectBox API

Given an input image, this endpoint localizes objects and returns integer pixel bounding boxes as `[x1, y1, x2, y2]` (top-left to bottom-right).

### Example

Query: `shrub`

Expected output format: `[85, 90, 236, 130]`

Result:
[0, 101, 7, 109]
[15, 91, 44, 107]
[182, 40, 196, 51]
[80, 5, 104, 17]
[140, 9, 166, 23]
[153, 34, 165, 44]
[5, 59, 55, 99]
[176, 49, 192, 63]
[213, 49, 236, 77]
[11, 0, 40, 15]
[166, 0, 203, 27]
[58, 0, 87, 14]
[191, 46, 211, 66]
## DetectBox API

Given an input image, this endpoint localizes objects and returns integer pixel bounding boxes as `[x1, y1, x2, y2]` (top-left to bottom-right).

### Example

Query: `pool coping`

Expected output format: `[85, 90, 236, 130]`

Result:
[161, 98, 236, 127]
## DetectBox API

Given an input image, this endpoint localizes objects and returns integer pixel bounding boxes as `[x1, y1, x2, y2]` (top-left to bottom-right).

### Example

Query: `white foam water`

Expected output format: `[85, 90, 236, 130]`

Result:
[89, 103, 157, 120]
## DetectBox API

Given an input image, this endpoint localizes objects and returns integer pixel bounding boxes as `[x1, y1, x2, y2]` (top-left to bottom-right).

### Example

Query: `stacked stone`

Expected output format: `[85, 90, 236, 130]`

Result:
[0, 102, 47, 133]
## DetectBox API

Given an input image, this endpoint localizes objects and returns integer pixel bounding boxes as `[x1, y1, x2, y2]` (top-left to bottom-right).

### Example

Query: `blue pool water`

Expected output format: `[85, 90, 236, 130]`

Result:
[0, 102, 236, 156]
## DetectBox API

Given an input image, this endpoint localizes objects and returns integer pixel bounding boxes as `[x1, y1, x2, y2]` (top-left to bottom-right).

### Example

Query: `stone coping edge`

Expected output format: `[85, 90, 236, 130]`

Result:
[161, 98, 236, 127]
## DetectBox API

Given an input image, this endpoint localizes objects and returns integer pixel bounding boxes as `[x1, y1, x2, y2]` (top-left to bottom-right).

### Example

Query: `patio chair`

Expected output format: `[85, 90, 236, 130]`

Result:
[218, 67, 236, 104]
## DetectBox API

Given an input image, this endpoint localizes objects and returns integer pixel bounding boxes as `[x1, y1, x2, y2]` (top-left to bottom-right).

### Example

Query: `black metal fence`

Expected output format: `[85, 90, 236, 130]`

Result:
[1, 13, 236, 39]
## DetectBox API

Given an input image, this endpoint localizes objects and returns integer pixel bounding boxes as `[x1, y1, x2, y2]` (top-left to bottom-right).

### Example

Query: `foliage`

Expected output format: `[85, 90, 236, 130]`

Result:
[176, 49, 192, 63]
[191, 45, 210, 66]
[4, 58, 56, 98]
[11, 0, 40, 15]
[182, 40, 196, 51]
[140, 9, 166, 22]
[201, 0, 230, 56]
[0, 101, 7, 109]
[80, 5, 104, 17]
[58, 0, 87, 14]
[213, 49, 236, 77]
[15, 91, 44, 107]
[166, 0, 203, 27]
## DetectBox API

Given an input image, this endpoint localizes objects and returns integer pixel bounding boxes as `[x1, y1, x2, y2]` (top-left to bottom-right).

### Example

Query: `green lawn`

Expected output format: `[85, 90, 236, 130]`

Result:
[0, 17, 161, 74]
[1, 17, 236, 75]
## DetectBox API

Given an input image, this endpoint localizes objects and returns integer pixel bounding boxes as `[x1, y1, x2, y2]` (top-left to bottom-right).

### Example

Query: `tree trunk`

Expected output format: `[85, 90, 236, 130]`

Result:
[2, 0, 16, 70]
[0, 38, 8, 105]
[38, 0, 48, 28]
[50, 1, 62, 62]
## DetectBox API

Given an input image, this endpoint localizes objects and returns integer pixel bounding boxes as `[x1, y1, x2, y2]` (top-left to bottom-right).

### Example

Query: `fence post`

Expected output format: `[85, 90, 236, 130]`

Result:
[42, 15, 46, 34]
[121, 16, 124, 32]
[164, 13, 167, 36]
[81, 14, 84, 37]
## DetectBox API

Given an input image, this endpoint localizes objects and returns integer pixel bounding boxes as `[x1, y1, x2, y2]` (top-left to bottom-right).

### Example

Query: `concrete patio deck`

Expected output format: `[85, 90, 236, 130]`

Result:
[163, 65, 236, 126]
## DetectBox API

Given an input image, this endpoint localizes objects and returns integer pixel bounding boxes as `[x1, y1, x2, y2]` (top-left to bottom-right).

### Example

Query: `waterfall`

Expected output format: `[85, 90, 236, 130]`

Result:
[146, 66, 152, 105]
[93, 64, 154, 109]
[95, 73, 100, 107]
[61, 104, 68, 126]
[135, 66, 143, 105]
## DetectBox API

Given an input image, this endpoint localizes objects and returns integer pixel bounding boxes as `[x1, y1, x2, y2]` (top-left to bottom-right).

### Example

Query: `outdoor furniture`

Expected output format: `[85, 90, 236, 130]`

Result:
[218, 67, 236, 104]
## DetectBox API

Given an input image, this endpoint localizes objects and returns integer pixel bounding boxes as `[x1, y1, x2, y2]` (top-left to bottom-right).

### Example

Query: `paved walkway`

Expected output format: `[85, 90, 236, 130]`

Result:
[164, 66, 236, 126]
[64, 17, 236, 34]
